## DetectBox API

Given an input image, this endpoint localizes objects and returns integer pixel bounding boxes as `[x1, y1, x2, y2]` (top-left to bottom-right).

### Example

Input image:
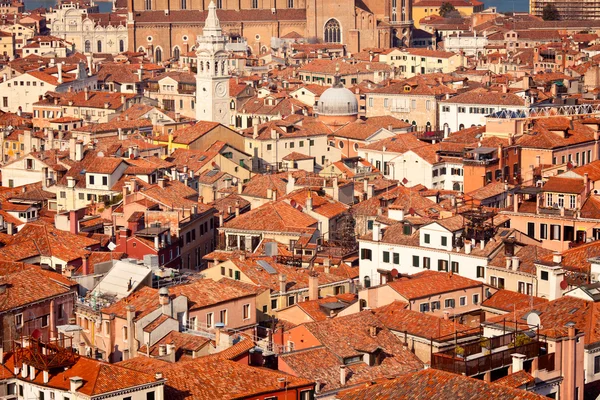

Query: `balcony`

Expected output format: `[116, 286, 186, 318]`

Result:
[431, 330, 548, 377]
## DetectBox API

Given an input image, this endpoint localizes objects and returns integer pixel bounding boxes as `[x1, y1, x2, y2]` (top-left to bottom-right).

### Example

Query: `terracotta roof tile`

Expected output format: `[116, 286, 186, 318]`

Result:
[387, 270, 482, 300]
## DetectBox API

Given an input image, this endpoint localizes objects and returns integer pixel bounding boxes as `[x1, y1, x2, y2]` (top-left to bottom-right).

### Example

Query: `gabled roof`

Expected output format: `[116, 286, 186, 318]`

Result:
[223, 200, 318, 233]
[387, 270, 482, 300]
[0, 261, 76, 312]
[481, 289, 549, 313]
[337, 368, 546, 399]
[118, 354, 313, 400]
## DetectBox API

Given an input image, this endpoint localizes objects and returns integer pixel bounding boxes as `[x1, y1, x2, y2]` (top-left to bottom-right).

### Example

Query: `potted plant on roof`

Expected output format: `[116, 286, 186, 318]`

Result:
[455, 345, 465, 359]
[508, 333, 532, 349]
[480, 337, 491, 355]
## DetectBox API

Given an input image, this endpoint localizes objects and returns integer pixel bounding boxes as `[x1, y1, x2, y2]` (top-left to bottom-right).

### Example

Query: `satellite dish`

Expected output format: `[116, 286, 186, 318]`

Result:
[526, 311, 541, 328]
[31, 329, 41, 339]
[107, 242, 117, 251]
[560, 279, 568, 290]
[390, 268, 399, 278]
[290, 200, 297, 207]
[97, 151, 104, 157]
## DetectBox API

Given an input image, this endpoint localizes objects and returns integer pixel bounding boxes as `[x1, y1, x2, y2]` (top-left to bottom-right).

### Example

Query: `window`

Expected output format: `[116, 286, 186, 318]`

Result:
[102, 176, 108, 186]
[518, 281, 526, 294]
[219, 310, 227, 325]
[234, 270, 241, 280]
[271, 299, 278, 310]
[288, 296, 295, 306]
[420, 303, 430, 312]
[15, 313, 23, 328]
[438, 260, 448, 271]
[147, 392, 156, 400]
[423, 257, 431, 269]
[540, 223, 548, 240]
[570, 195, 576, 209]
[251, 0, 257, 7]
[243, 304, 250, 320]
[360, 248, 372, 260]
[558, 194, 564, 208]
[382, 251, 390, 263]
[473, 294, 480, 304]
[551, 224, 561, 241]
[206, 312, 213, 327]
[119, 40, 125, 53]
[123, 326, 128, 340]
[441, 236, 447, 246]
[220, 266, 225, 275]
[444, 299, 455, 308]
[89, 175, 95, 185]
[527, 222, 535, 238]
[324, 18, 341, 43]
[97, 40, 102, 52]
[476, 266, 485, 278]
[287, 0, 293, 7]
[594, 355, 600, 374]
[412, 255, 419, 268]
[41, 314, 49, 327]
[451, 261, 459, 274]
[431, 300, 441, 310]
[364, 276, 371, 288]
[459, 296, 466, 306]
[541, 270, 549, 281]
[424, 233, 430, 244]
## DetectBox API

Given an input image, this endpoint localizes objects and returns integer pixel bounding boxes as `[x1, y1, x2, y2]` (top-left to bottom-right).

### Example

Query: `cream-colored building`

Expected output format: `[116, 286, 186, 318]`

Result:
[46, 2, 128, 55]
[379, 48, 466, 78]
[0, 30, 14, 59]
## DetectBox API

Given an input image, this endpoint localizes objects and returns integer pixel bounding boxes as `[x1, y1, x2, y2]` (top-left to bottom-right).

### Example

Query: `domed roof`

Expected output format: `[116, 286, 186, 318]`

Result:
[317, 85, 359, 117]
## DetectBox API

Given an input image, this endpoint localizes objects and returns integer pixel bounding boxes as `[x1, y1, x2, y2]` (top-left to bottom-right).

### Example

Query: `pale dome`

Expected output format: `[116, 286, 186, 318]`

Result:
[317, 86, 358, 117]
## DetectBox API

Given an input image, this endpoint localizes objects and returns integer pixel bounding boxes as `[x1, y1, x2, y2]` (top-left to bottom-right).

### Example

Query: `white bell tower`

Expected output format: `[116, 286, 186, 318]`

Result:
[195, 0, 230, 125]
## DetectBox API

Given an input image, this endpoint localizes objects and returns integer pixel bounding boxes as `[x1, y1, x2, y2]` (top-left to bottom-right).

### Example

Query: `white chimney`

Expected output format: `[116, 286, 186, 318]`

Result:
[464, 242, 472, 254]
[372, 222, 382, 241]
[340, 365, 347, 385]
[511, 256, 520, 271]
[553, 252, 562, 264]
[70, 377, 84, 393]
[57, 62, 63, 84]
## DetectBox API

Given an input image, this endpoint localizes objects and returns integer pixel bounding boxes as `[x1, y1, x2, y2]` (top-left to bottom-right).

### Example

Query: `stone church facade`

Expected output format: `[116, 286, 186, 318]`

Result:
[126, 0, 413, 60]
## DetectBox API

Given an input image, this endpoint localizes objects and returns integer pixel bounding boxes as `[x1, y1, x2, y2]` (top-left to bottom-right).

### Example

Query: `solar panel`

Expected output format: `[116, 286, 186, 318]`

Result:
[199, 155, 207, 161]
[499, 230, 510, 237]
[257, 260, 277, 275]
[206, 169, 219, 177]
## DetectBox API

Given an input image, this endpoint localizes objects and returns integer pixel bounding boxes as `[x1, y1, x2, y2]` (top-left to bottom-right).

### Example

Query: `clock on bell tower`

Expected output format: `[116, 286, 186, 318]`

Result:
[195, 0, 230, 126]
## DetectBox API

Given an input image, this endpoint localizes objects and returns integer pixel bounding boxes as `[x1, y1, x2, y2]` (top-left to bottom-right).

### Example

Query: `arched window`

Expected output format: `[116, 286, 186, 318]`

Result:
[84, 40, 91, 53]
[97, 40, 102, 52]
[359, 299, 367, 310]
[459, 124, 465, 130]
[453, 182, 461, 191]
[119, 39, 124, 53]
[155, 47, 162, 63]
[324, 19, 341, 43]
[173, 46, 180, 60]
[364, 276, 371, 288]
[145, 0, 151, 9]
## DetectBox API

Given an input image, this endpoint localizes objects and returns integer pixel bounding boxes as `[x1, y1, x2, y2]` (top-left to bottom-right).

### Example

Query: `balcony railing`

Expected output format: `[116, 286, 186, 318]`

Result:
[432, 341, 544, 376]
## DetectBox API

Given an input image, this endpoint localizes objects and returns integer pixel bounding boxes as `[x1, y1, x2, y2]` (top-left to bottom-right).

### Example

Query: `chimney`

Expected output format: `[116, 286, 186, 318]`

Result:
[511, 256, 520, 271]
[29, 365, 35, 380]
[157, 178, 165, 188]
[69, 210, 79, 235]
[279, 274, 287, 294]
[480, 239, 485, 250]
[367, 184, 375, 199]
[584, 173, 590, 196]
[308, 272, 319, 301]
[286, 172, 296, 194]
[340, 365, 348, 386]
[253, 124, 258, 139]
[158, 344, 166, 356]
[553, 252, 562, 264]
[155, 372, 163, 380]
[465, 241, 472, 254]
[43, 370, 49, 383]
[443, 311, 450, 320]
[323, 257, 330, 273]
[511, 353, 526, 373]
[57, 62, 63, 84]
[219, 211, 224, 226]
[82, 254, 89, 275]
[86, 55, 93, 74]
[6, 222, 15, 235]
[306, 191, 313, 211]
[235, 201, 240, 217]
[237, 180, 243, 194]
[70, 377, 84, 393]
[277, 377, 286, 389]
[69, 137, 76, 160]
[84, 87, 89, 101]
[267, 188, 273, 200]
[372, 222, 382, 241]
[154, 235, 160, 250]
[75, 140, 83, 161]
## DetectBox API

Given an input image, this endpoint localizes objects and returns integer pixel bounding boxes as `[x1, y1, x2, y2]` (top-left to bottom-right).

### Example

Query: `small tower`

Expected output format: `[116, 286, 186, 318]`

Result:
[195, 1, 230, 125]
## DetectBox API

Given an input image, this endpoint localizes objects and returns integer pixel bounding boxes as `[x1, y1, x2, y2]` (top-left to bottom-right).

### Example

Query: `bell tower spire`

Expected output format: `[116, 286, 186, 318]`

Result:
[203, 0, 221, 37]
[195, 0, 230, 125]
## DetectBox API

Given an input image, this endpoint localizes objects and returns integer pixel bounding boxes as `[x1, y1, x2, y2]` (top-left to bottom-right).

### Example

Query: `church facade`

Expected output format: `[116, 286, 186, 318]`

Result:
[126, 0, 413, 61]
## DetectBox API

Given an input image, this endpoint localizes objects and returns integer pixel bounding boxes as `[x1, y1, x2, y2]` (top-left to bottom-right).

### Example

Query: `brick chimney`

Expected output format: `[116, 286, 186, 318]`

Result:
[82, 254, 89, 275]
[69, 210, 79, 235]
[308, 271, 319, 301]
